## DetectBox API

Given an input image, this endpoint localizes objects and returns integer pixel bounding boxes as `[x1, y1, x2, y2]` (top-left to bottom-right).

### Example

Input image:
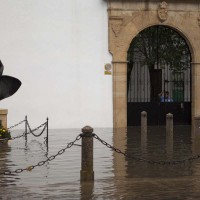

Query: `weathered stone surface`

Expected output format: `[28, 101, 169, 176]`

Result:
[108, 0, 200, 128]
[0, 109, 8, 128]
[82, 126, 93, 134]
[166, 113, 173, 137]
[80, 126, 94, 182]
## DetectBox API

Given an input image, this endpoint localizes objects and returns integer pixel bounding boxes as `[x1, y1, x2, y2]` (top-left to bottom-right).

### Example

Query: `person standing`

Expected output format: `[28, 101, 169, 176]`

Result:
[158, 91, 173, 102]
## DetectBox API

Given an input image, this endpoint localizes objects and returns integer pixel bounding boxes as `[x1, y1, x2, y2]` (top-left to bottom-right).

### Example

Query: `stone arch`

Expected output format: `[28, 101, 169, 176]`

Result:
[124, 23, 195, 62]
[127, 25, 192, 125]
[111, 20, 195, 62]
[108, 3, 200, 129]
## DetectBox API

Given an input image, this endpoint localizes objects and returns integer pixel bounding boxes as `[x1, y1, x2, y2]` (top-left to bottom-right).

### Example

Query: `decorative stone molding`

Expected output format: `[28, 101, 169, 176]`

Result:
[198, 15, 200, 27]
[110, 17, 123, 37]
[158, 1, 168, 22]
[198, 3, 200, 27]
[108, 0, 200, 129]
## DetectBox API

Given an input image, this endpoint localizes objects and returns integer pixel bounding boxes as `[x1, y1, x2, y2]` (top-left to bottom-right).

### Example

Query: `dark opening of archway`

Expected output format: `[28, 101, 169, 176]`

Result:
[127, 25, 191, 126]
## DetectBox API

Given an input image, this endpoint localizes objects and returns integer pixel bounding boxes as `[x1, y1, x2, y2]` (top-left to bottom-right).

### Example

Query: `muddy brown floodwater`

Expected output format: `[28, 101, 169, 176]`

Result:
[0, 126, 200, 199]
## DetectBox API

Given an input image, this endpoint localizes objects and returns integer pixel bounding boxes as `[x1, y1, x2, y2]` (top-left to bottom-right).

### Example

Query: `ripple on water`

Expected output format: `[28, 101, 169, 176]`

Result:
[1, 126, 200, 199]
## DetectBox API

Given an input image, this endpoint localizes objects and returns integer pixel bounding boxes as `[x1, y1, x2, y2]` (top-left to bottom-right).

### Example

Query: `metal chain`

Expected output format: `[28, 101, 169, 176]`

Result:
[1, 134, 82, 175]
[5, 132, 200, 176]
[10, 132, 26, 140]
[9, 122, 47, 141]
[7, 120, 26, 130]
[44, 137, 47, 145]
[6, 119, 46, 141]
[27, 121, 47, 137]
[93, 133, 200, 165]
[27, 122, 47, 134]
[0, 131, 26, 141]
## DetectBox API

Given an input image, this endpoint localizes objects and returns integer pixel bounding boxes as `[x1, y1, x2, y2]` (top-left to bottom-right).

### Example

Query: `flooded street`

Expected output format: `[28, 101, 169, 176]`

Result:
[0, 126, 200, 199]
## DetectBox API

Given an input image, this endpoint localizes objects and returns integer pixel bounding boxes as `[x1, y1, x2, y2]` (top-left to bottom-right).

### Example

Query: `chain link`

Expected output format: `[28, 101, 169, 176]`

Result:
[4, 131, 200, 176]
[93, 133, 200, 165]
[1, 134, 82, 175]
[4, 119, 47, 141]
[10, 132, 26, 140]
[8, 122, 47, 141]
[8, 120, 26, 130]
[44, 137, 47, 144]
[27, 121, 47, 137]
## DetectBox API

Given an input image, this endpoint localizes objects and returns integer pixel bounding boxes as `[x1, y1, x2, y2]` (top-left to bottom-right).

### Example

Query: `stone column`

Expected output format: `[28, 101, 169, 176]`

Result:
[113, 127, 127, 197]
[80, 126, 94, 182]
[192, 62, 200, 131]
[192, 116, 200, 160]
[0, 109, 8, 128]
[112, 61, 127, 129]
[193, 116, 200, 137]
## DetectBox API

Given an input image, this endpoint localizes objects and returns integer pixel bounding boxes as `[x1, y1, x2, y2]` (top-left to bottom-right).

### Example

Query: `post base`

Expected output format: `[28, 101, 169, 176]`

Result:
[80, 170, 94, 182]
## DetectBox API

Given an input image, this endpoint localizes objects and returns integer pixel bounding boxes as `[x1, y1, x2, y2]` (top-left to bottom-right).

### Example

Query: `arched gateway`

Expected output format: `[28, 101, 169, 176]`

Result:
[127, 25, 191, 126]
[108, 1, 200, 129]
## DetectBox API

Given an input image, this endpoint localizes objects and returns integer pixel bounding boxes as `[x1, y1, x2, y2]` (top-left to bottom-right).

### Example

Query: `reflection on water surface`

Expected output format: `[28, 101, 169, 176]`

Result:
[0, 126, 200, 199]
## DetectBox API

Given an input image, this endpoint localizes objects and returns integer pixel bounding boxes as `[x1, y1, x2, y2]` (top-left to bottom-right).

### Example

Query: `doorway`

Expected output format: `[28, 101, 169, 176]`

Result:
[127, 25, 191, 126]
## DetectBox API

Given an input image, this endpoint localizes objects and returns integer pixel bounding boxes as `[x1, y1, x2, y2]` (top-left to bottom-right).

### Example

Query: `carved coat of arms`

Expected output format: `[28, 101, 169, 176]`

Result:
[158, 1, 168, 22]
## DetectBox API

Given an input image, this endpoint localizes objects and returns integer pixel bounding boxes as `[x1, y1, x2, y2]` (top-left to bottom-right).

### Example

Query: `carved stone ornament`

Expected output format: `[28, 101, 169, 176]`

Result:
[158, 1, 168, 22]
[111, 18, 123, 37]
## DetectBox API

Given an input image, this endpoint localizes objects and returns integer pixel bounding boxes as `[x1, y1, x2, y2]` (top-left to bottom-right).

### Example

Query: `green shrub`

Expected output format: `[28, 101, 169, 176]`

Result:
[0, 127, 11, 139]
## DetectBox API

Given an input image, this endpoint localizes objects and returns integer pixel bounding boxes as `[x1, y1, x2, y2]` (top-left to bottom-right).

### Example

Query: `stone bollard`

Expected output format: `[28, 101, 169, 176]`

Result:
[141, 111, 147, 155]
[166, 113, 173, 159]
[166, 113, 173, 137]
[141, 111, 147, 137]
[80, 126, 94, 182]
[193, 116, 200, 138]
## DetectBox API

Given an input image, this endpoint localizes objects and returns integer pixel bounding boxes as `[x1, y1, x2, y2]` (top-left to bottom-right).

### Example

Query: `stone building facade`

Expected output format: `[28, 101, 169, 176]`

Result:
[0, 109, 8, 129]
[108, 0, 200, 128]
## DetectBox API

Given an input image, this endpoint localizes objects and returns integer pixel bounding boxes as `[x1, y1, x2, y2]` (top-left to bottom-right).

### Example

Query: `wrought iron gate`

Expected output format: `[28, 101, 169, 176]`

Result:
[127, 25, 191, 126]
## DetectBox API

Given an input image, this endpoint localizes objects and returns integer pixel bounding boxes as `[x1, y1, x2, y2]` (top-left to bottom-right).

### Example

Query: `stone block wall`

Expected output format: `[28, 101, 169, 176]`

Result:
[108, 0, 200, 128]
[0, 109, 8, 129]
